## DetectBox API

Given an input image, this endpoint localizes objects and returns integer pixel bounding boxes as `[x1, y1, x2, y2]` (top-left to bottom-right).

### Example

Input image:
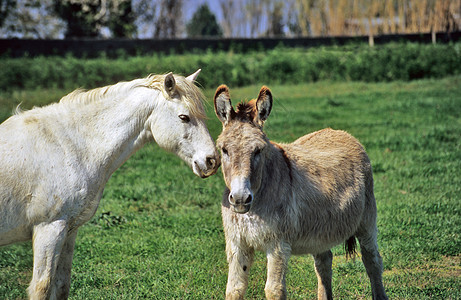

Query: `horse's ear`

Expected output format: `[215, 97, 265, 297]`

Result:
[254, 86, 272, 125]
[186, 69, 201, 82]
[214, 85, 234, 125]
[164, 72, 176, 96]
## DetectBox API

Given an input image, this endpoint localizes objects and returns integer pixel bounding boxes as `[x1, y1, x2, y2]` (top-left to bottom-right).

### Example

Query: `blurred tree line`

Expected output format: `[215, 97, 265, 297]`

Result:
[0, 0, 460, 39]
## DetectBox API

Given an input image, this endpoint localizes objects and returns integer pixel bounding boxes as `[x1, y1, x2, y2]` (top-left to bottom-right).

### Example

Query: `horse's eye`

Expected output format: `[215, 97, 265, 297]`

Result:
[179, 114, 190, 123]
[254, 148, 261, 157]
[222, 147, 228, 156]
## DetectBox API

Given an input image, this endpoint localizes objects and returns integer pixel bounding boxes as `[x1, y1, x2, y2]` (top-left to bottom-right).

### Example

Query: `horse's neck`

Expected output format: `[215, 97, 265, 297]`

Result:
[63, 88, 157, 180]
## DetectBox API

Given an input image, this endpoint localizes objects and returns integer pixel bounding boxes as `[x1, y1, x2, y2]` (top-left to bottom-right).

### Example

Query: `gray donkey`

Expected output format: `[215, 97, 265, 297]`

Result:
[214, 85, 387, 300]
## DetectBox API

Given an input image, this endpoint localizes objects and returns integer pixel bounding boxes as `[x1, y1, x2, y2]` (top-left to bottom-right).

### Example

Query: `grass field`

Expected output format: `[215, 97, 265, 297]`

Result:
[0, 76, 460, 299]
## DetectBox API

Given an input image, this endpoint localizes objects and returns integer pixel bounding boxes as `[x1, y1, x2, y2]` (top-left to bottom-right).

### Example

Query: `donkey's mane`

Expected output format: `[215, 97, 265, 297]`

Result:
[59, 74, 206, 119]
[235, 99, 257, 122]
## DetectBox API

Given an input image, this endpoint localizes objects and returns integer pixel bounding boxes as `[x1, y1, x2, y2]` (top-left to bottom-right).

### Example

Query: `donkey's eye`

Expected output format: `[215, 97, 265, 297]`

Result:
[254, 148, 261, 157]
[179, 114, 190, 123]
[222, 147, 228, 156]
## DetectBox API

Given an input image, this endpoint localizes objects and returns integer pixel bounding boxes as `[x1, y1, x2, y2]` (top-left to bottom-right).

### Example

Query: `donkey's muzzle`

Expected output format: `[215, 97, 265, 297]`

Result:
[229, 192, 252, 214]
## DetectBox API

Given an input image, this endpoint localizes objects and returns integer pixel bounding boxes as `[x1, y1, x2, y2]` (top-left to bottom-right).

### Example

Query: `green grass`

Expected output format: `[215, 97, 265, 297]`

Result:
[0, 77, 460, 299]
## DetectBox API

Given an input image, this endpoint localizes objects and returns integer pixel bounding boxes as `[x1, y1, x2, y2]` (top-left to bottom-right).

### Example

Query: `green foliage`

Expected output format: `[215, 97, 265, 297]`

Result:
[53, 0, 102, 38]
[108, 0, 136, 38]
[1, 42, 460, 92]
[53, 0, 135, 38]
[0, 76, 460, 298]
[186, 3, 222, 38]
[0, 0, 15, 27]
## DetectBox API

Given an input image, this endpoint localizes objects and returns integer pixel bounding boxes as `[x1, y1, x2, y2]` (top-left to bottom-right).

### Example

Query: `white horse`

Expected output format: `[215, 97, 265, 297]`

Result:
[0, 70, 219, 299]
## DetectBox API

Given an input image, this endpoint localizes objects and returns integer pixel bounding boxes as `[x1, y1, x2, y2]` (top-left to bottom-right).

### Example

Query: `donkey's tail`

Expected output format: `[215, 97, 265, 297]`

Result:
[345, 236, 357, 260]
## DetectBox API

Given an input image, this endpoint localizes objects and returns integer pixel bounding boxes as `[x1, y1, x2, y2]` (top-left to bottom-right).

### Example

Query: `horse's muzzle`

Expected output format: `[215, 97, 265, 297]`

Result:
[194, 155, 220, 178]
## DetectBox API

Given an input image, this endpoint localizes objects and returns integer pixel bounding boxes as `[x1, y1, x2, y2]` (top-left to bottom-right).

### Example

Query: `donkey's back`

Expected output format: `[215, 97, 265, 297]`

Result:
[282, 128, 376, 254]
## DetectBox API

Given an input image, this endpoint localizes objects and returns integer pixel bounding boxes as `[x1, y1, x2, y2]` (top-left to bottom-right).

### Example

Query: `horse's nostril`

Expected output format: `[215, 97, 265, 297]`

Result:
[206, 157, 215, 169]
[244, 194, 253, 204]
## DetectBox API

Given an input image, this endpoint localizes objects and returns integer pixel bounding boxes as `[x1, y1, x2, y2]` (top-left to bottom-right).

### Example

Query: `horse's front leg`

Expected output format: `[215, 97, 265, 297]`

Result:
[28, 220, 68, 300]
[53, 229, 78, 299]
[225, 241, 254, 300]
[265, 242, 291, 300]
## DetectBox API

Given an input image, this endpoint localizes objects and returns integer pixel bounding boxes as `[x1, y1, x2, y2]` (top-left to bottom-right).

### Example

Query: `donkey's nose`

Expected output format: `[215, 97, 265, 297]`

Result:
[229, 193, 252, 205]
[228, 190, 253, 214]
[244, 194, 253, 204]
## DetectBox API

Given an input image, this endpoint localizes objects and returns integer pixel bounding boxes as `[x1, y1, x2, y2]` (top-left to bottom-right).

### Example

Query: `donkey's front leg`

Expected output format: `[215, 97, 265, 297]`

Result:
[265, 242, 291, 300]
[225, 242, 254, 300]
[313, 250, 333, 300]
[28, 220, 68, 300]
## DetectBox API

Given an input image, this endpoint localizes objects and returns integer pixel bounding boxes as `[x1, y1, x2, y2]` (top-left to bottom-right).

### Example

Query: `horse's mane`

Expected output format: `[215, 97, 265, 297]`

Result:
[59, 74, 207, 119]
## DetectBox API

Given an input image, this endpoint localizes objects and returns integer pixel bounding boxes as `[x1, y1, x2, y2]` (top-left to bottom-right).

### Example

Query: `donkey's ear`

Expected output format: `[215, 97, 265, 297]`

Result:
[254, 86, 272, 125]
[214, 85, 234, 125]
[186, 69, 201, 82]
[164, 72, 176, 96]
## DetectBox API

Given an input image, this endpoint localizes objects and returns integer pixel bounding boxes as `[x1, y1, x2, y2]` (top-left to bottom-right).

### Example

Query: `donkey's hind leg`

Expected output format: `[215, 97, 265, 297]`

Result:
[28, 220, 68, 300]
[313, 250, 333, 300]
[356, 227, 388, 300]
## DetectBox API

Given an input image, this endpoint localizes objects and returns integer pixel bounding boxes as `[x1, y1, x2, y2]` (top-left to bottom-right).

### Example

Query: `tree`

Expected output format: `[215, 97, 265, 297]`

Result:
[154, 0, 183, 38]
[0, 0, 65, 38]
[0, 0, 15, 27]
[245, 0, 264, 37]
[53, 0, 136, 38]
[187, 3, 222, 37]
[219, 0, 247, 37]
[219, 0, 234, 37]
[266, 1, 285, 37]
[108, 0, 135, 37]
[54, 0, 104, 38]
[133, 0, 157, 38]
